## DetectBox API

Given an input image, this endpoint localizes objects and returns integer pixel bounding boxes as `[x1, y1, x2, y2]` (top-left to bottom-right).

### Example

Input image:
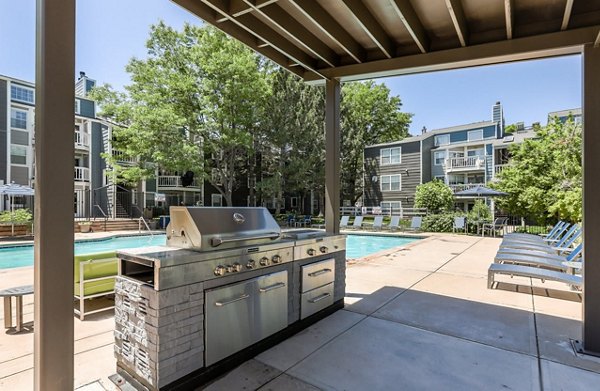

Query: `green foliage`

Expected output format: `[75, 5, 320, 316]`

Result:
[414, 180, 454, 213]
[467, 199, 492, 221]
[422, 212, 458, 233]
[0, 209, 33, 223]
[340, 81, 412, 204]
[504, 124, 517, 134]
[494, 117, 581, 223]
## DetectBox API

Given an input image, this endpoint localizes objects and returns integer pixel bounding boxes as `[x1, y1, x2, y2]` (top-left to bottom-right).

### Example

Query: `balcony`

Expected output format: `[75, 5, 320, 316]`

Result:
[111, 150, 138, 165]
[494, 164, 508, 176]
[450, 183, 485, 194]
[74, 131, 90, 149]
[74, 166, 90, 182]
[157, 175, 201, 189]
[444, 156, 485, 172]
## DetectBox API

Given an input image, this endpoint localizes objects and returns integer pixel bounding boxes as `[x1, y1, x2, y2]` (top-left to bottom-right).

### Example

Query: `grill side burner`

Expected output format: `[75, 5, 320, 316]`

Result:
[113, 209, 346, 390]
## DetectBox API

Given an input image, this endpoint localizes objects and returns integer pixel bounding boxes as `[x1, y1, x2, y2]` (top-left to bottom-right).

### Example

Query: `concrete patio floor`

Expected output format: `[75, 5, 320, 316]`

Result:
[1, 234, 599, 390]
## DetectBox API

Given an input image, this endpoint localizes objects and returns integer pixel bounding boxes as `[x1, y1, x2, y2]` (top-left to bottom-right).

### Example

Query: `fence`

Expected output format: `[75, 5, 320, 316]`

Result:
[340, 206, 427, 218]
[495, 214, 552, 235]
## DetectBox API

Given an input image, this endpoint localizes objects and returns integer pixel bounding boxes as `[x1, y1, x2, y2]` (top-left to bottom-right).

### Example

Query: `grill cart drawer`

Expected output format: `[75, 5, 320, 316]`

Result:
[301, 258, 335, 293]
[301, 282, 334, 319]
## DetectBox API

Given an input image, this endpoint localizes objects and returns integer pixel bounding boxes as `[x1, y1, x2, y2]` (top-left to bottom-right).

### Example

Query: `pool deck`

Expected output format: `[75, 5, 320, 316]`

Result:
[0, 230, 165, 248]
[1, 233, 599, 390]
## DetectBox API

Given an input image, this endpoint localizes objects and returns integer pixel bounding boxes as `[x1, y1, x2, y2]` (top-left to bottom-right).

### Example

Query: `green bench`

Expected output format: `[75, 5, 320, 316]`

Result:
[74, 251, 118, 320]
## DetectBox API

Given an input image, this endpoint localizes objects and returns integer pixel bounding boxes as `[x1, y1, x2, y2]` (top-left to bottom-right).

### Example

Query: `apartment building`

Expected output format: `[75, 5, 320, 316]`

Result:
[364, 102, 537, 212]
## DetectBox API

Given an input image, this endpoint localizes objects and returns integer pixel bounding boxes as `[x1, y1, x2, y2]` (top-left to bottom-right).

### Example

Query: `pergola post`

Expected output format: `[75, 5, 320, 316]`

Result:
[325, 78, 341, 234]
[34, 0, 76, 389]
[582, 43, 600, 355]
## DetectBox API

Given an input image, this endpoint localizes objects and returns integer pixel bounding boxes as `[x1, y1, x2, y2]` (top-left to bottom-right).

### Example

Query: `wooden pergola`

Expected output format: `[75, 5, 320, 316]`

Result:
[35, 0, 600, 389]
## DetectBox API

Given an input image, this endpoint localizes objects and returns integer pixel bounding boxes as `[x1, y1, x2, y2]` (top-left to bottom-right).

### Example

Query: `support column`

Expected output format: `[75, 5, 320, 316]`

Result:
[325, 78, 341, 234]
[34, 0, 75, 389]
[583, 43, 600, 354]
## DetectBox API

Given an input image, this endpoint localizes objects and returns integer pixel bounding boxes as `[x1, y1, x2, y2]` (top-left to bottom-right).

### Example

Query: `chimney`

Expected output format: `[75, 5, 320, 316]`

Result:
[421, 126, 427, 135]
[79, 71, 86, 79]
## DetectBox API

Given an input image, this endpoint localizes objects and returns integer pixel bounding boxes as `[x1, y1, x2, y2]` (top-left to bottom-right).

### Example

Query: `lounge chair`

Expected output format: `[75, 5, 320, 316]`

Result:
[74, 251, 118, 320]
[386, 216, 401, 231]
[453, 217, 466, 233]
[371, 216, 384, 231]
[488, 263, 582, 290]
[351, 216, 364, 230]
[499, 227, 581, 256]
[494, 243, 582, 271]
[405, 216, 422, 232]
[505, 222, 571, 244]
[340, 215, 350, 229]
[482, 217, 508, 237]
[504, 221, 565, 241]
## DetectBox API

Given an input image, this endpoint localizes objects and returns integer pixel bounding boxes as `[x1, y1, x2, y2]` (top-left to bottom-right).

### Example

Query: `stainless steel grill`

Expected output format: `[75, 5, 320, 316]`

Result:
[113, 207, 346, 390]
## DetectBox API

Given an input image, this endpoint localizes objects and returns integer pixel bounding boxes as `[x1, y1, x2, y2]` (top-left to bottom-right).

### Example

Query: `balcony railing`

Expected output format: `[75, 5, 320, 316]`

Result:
[494, 164, 508, 176]
[74, 131, 90, 149]
[74, 166, 90, 182]
[111, 150, 138, 165]
[157, 175, 201, 188]
[449, 183, 485, 193]
[444, 156, 485, 171]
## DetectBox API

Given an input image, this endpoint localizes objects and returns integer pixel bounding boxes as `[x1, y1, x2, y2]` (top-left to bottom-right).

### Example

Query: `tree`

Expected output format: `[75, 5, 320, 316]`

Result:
[494, 117, 582, 223]
[92, 23, 267, 206]
[340, 81, 412, 204]
[414, 180, 454, 213]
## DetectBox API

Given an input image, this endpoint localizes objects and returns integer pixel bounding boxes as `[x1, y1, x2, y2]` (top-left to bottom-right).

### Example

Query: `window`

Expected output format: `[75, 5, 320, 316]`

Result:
[434, 151, 446, 165]
[211, 194, 223, 207]
[467, 129, 483, 141]
[11, 85, 34, 104]
[11, 145, 27, 165]
[75, 99, 81, 115]
[467, 148, 485, 157]
[380, 147, 401, 165]
[10, 109, 27, 129]
[380, 175, 401, 191]
[290, 197, 298, 208]
[380, 201, 401, 212]
[434, 134, 450, 146]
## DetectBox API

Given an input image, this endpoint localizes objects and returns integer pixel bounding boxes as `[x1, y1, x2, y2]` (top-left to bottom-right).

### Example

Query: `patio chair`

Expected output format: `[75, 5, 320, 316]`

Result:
[371, 216, 384, 231]
[482, 217, 508, 237]
[488, 263, 582, 290]
[494, 243, 582, 271]
[453, 216, 466, 233]
[504, 221, 565, 241]
[350, 215, 364, 230]
[286, 214, 296, 227]
[505, 222, 570, 244]
[500, 226, 581, 255]
[405, 216, 422, 232]
[74, 251, 118, 320]
[340, 215, 350, 229]
[385, 216, 401, 231]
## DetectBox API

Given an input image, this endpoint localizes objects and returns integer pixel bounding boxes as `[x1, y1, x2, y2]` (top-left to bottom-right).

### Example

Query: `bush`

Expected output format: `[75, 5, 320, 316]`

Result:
[0, 209, 33, 224]
[414, 180, 454, 213]
[422, 212, 459, 233]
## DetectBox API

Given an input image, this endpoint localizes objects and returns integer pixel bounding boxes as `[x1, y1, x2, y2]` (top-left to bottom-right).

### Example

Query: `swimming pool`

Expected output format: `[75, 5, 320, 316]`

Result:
[0, 233, 419, 269]
[345, 234, 419, 259]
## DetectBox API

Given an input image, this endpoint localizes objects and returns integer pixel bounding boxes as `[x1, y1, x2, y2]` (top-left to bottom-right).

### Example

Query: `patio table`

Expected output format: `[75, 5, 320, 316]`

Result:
[1, 285, 33, 332]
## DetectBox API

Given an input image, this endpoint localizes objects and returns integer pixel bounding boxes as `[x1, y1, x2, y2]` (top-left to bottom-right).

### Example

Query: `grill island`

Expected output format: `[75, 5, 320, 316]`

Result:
[111, 207, 345, 390]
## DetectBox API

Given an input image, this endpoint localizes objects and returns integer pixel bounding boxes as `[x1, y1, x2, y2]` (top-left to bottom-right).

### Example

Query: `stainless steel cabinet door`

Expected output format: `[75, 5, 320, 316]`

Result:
[205, 271, 288, 366]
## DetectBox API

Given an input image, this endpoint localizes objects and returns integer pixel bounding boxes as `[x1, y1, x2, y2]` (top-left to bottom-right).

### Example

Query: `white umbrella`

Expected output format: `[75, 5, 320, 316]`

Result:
[0, 182, 34, 236]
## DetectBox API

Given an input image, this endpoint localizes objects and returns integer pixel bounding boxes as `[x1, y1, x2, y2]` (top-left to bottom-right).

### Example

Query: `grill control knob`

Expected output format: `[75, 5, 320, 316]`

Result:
[260, 257, 271, 266]
[226, 265, 233, 273]
[320, 246, 328, 254]
[232, 263, 242, 272]
[272, 255, 282, 264]
[246, 260, 256, 269]
[214, 265, 226, 276]
[307, 248, 317, 256]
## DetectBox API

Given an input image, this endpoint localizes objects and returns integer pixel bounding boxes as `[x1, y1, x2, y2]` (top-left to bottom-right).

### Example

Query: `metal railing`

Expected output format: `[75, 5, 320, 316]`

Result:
[111, 150, 138, 164]
[157, 175, 202, 188]
[74, 167, 90, 182]
[74, 131, 90, 149]
[444, 156, 484, 171]
[138, 217, 154, 237]
[449, 183, 485, 193]
[340, 206, 427, 217]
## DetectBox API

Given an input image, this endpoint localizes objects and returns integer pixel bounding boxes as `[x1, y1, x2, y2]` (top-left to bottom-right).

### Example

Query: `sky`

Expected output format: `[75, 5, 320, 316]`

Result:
[0, 0, 582, 136]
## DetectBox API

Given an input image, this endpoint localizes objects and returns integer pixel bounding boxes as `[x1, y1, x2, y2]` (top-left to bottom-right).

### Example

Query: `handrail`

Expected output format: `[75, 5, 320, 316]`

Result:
[138, 217, 154, 237]
[94, 204, 108, 219]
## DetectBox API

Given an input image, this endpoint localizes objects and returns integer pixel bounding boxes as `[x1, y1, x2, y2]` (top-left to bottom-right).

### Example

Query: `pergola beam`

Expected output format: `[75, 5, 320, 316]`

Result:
[595, 29, 600, 47]
[244, 2, 339, 67]
[505, 0, 514, 39]
[303, 26, 599, 83]
[288, 0, 364, 63]
[561, 0, 574, 30]
[390, 0, 430, 53]
[445, 0, 469, 47]
[215, 0, 277, 22]
[342, 0, 394, 58]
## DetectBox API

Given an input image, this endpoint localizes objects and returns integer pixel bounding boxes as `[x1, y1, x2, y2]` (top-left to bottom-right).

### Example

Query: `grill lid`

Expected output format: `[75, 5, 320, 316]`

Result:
[166, 207, 281, 251]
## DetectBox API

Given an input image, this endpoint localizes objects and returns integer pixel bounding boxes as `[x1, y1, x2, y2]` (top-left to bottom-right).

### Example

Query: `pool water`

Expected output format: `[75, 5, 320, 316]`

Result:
[346, 234, 419, 259]
[0, 235, 167, 269]
[0, 233, 419, 269]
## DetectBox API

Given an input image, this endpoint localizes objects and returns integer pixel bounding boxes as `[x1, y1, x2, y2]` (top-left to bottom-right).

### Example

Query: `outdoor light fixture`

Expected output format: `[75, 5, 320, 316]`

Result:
[372, 176, 378, 182]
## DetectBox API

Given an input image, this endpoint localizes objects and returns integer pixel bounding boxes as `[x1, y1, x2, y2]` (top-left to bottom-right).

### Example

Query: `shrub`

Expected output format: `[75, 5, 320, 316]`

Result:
[421, 212, 458, 233]
[414, 180, 454, 213]
[0, 209, 33, 223]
